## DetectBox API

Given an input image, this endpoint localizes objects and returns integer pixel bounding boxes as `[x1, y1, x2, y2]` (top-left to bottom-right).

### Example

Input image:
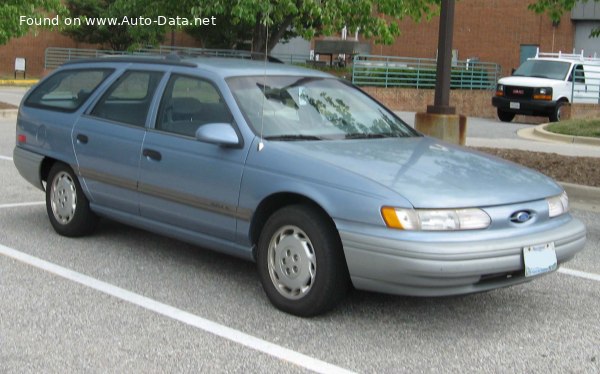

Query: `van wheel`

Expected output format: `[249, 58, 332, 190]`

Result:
[497, 109, 515, 123]
[549, 101, 566, 122]
[46, 163, 98, 237]
[256, 205, 349, 317]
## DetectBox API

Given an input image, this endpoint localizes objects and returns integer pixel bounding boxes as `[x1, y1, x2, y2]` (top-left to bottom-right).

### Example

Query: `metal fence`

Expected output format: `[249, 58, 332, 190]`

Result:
[351, 54, 501, 90]
[44, 46, 310, 69]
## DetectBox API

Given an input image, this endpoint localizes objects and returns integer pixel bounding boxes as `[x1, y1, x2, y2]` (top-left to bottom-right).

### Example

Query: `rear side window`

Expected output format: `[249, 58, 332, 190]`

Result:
[91, 70, 164, 127]
[25, 69, 113, 112]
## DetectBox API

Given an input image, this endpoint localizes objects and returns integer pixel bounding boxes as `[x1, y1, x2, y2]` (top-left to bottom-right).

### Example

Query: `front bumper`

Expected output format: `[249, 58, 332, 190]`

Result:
[492, 96, 557, 116]
[341, 218, 586, 296]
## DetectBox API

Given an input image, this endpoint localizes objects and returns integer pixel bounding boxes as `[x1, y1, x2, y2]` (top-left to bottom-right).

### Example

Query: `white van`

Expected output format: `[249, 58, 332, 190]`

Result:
[492, 50, 600, 122]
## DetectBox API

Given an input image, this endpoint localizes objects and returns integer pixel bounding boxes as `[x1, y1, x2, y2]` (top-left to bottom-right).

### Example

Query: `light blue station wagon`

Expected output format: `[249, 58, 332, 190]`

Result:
[13, 55, 586, 316]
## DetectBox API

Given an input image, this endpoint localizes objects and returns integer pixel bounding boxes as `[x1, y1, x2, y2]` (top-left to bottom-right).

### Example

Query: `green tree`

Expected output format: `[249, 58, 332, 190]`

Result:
[62, 0, 165, 50]
[0, 0, 65, 45]
[125, 0, 442, 53]
[529, 0, 600, 37]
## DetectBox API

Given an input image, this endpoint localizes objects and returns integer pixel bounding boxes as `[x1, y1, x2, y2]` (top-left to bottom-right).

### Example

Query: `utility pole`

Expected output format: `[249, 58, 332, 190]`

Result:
[415, 0, 466, 145]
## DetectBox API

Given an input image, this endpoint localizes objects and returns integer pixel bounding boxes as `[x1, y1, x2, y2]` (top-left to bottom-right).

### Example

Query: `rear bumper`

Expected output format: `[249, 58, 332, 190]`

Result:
[13, 146, 45, 191]
[492, 96, 557, 116]
[340, 217, 586, 296]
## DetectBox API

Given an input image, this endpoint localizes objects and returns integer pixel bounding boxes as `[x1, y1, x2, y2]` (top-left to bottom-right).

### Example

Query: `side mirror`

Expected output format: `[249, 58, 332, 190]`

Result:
[195, 123, 240, 147]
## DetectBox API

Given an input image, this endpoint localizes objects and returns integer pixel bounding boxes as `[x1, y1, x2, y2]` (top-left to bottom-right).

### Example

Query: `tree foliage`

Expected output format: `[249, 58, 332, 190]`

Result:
[62, 0, 164, 50]
[0, 0, 65, 45]
[125, 0, 442, 53]
[529, 0, 600, 37]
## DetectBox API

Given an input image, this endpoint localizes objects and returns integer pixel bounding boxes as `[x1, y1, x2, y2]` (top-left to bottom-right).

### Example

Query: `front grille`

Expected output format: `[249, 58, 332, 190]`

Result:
[504, 86, 534, 100]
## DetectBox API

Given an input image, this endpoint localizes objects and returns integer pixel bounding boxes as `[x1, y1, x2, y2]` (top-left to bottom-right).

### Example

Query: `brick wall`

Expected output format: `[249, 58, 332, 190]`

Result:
[373, 0, 574, 77]
[0, 30, 202, 78]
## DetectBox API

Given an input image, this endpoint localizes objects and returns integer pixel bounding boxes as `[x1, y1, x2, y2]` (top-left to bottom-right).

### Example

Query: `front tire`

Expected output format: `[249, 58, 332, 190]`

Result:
[46, 163, 98, 237]
[549, 101, 566, 122]
[256, 205, 349, 317]
[497, 109, 515, 122]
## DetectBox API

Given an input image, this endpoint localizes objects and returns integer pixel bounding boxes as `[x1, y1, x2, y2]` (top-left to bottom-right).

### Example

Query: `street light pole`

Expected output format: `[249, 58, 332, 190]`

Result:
[428, 0, 456, 115]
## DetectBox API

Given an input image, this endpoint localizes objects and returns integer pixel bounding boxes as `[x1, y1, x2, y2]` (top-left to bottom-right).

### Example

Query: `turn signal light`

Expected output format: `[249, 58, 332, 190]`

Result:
[533, 94, 552, 100]
[17, 134, 26, 143]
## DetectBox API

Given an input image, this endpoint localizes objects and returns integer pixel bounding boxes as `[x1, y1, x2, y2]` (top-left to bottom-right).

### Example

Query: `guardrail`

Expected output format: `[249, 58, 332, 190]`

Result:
[351, 54, 501, 90]
[44, 46, 310, 69]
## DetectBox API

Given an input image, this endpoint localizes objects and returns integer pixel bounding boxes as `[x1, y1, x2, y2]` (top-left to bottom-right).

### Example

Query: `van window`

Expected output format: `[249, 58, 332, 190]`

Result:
[91, 70, 164, 127]
[25, 69, 113, 112]
[570, 65, 585, 84]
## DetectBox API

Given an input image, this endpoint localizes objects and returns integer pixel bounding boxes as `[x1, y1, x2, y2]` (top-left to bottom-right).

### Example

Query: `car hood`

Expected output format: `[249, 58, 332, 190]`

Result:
[284, 137, 562, 208]
[498, 76, 563, 87]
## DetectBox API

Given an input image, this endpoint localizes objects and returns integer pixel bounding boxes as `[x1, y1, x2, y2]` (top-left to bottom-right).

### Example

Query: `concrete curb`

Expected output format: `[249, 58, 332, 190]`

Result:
[0, 109, 18, 119]
[0, 79, 38, 87]
[533, 124, 600, 146]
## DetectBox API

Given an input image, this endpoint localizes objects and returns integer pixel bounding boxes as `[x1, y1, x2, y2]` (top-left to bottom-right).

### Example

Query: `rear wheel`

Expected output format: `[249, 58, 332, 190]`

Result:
[549, 101, 566, 122]
[256, 205, 349, 317]
[497, 109, 515, 122]
[46, 163, 98, 237]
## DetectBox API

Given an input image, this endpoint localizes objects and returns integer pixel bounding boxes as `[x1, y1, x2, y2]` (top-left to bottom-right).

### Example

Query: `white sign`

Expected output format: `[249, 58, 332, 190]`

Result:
[15, 58, 26, 72]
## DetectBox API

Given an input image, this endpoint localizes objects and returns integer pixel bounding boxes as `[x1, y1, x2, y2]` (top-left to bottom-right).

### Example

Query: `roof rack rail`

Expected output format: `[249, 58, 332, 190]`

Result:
[535, 47, 600, 62]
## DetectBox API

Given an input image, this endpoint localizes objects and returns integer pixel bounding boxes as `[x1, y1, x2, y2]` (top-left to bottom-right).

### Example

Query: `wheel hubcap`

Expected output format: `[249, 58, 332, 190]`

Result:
[267, 225, 316, 300]
[50, 171, 77, 225]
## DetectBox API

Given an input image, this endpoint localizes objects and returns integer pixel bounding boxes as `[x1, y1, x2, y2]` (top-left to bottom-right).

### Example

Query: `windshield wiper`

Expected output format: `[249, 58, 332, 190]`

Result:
[345, 133, 393, 139]
[264, 134, 323, 141]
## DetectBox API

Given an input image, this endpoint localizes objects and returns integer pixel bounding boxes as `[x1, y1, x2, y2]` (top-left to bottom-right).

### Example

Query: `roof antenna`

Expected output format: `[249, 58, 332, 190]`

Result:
[257, 11, 269, 152]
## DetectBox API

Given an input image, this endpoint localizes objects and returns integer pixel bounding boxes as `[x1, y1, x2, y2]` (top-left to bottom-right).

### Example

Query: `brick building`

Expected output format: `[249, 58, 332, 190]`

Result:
[373, 0, 576, 76]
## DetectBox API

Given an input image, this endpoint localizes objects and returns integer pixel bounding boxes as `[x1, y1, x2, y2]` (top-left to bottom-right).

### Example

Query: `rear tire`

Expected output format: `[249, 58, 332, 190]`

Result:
[256, 205, 349, 317]
[46, 163, 98, 237]
[497, 109, 515, 123]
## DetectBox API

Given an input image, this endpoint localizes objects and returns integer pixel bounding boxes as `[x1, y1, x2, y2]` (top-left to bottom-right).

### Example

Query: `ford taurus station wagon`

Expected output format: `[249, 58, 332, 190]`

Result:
[13, 55, 586, 316]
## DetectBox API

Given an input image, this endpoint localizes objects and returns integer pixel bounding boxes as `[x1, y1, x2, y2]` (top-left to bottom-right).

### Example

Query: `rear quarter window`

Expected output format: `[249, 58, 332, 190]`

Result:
[25, 68, 114, 112]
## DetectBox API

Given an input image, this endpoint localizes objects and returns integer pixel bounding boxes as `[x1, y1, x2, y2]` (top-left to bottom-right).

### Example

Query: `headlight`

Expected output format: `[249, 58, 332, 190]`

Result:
[533, 87, 552, 100]
[547, 191, 569, 218]
[381, 207, 491, 231]
[496, 84, 504, 97]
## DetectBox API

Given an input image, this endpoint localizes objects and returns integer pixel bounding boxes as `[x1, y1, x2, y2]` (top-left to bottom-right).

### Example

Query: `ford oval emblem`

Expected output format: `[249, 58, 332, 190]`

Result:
[510, 211, 532, 223]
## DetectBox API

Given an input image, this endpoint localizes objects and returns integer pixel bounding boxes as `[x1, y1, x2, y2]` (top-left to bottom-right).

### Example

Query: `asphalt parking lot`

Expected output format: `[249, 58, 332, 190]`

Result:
[1, 115, 599, 373]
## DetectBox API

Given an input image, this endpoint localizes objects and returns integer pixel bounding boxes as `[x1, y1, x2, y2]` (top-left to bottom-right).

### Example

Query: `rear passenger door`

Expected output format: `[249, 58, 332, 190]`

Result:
[138, 74, 245, 241]
[73, 69, 164, 215]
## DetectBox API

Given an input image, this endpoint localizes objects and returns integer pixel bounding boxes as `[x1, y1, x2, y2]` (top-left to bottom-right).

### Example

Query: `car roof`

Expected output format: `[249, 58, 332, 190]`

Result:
[62, 55, 333, 79]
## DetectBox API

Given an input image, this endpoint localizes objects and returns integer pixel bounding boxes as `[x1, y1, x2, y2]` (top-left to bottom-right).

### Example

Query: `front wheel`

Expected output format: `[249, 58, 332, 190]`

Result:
[497, 109, 515, 123]
[256, 205, 349, 317]
[549, 101, 566, 122]
[46, 163, 98, 237]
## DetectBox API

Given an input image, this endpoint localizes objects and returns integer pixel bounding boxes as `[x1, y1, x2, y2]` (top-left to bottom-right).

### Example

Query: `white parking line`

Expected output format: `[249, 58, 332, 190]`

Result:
[559, 267, 600, 282]
[0, 201, 45, 209]
[0, 155, 13, 161]
[0, 243, 355, 374]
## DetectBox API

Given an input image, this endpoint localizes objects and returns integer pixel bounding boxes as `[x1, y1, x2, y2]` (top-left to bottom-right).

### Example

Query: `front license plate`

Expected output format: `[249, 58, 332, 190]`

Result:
[510, 101, 520, 110]
[523, 242, 557, 277]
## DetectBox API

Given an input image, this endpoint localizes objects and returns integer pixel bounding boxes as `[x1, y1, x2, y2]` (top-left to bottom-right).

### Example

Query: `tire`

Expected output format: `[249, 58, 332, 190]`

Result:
[46, 163, 98, 237]
[497, 109, 515, 123]
[256, 205, 349, 317]
[549, 101, 565, 122]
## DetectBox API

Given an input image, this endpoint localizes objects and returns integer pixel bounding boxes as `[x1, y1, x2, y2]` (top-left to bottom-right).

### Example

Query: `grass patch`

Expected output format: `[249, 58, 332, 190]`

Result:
[546, 119, 600, 138]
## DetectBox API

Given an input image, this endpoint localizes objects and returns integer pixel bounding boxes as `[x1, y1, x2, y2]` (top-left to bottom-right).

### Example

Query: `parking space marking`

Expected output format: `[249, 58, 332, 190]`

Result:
[0, 155, 13, 161]
[559, 267, 600, 282]
[0, 201, 45, 209]
[0, 243, 355, 374]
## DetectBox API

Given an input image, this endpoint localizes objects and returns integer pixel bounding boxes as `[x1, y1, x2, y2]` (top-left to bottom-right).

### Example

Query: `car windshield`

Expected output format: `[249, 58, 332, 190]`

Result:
[227, 76, 419, 140]
[512, 60, 571, 80]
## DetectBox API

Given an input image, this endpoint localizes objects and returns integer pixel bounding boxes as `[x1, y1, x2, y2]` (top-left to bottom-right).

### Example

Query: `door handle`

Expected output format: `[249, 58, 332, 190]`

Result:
[143, 148, 162, 161]
[76, 134, 88, 144]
